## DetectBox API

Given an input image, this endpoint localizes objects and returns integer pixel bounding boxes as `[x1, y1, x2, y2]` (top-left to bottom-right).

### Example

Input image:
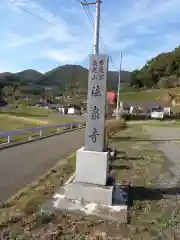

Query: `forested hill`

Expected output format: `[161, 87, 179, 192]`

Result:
[130, 46, 180, 89]
[0, 65, 131, 93]
[1, 45, 180, 97]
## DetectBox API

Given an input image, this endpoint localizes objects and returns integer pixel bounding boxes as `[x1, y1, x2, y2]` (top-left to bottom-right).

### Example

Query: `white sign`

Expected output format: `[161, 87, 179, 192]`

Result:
[164, 107, 171, 115]
[151, 111, 164, 119]
[85, 54, 108, 152]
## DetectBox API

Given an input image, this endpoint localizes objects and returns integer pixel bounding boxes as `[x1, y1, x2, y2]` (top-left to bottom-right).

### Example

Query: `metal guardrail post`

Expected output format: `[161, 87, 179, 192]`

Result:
[28, 136, 32, 141]
[39, 130, 42, 137]
[7, 135, 11, 144]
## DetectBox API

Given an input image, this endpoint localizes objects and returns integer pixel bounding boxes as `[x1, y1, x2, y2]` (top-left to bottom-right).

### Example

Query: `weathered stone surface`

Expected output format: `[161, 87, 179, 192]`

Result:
[85, 54, 108, 152]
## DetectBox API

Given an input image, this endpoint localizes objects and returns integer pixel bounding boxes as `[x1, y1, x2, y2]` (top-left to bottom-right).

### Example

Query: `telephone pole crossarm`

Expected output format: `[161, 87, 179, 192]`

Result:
[80, 0, 101, 54]
[81, 1, 96, 5]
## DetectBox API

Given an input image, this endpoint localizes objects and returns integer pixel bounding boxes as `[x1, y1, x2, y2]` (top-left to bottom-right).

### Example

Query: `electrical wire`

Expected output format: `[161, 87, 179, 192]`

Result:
[8, 0, 66, 30]
[75, 0, 106, 51]
[9, 0, 119, 70]
[75, 0, 119, 70]
[83, 0, 106, 50]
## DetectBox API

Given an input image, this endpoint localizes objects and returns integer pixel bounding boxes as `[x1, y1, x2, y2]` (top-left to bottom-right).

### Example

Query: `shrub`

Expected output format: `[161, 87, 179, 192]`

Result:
[105, 119, 126, 138]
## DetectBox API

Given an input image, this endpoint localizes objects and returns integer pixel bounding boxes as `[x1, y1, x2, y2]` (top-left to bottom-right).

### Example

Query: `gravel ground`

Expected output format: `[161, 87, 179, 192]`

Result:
[144, 126, 180, 188]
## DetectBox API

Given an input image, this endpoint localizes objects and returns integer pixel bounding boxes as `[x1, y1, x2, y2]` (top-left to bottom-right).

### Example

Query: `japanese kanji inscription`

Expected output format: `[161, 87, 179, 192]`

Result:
[85, 54, 108, 152]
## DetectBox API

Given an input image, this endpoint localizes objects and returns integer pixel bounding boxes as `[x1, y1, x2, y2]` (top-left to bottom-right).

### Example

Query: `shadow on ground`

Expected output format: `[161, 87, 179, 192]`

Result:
[111, 164, 131, 170]
[109, 150, 143, 164]
[115, 156, 143, 161]
[128, 186, 180, 204]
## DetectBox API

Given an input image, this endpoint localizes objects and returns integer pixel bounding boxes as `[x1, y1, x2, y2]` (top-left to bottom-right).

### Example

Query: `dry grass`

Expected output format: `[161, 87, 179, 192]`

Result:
[106, 119, 127, 138]
[0, 154, 76, 238]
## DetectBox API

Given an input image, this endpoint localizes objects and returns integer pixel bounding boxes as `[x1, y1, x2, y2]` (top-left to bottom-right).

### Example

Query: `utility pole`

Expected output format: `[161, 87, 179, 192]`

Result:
[116, 52, 123, 119]
[81, 0, 101, 54]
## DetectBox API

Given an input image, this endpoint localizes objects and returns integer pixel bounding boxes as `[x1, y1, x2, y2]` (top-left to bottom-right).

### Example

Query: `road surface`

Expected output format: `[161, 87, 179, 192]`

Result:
[0, 128, 85, 202]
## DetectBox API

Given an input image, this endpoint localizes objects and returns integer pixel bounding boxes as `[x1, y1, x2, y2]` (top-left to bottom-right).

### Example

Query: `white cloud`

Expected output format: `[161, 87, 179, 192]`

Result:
[114, 0, 180, 29]
[117, 32, 180, 71]
[3, 0, 180, 72]
[0, 62, 10, 73]
[3, 32, 49, 48]
[44, 49, 88, 63]
[6, 0, 91, 63]
[101, 0, 180, 70]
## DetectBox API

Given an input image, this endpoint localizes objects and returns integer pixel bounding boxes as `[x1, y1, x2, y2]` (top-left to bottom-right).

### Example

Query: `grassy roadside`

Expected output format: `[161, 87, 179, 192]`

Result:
[128, 120, 180, 128]
[0, 153, 76, 238]
[0, 122, 176, 238]
[107, 124, 178, 239]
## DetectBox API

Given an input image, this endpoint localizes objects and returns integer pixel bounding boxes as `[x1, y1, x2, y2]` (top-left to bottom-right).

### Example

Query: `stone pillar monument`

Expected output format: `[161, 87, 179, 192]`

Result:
[84, 54, 108, 152]
[64, 54, 114, 205]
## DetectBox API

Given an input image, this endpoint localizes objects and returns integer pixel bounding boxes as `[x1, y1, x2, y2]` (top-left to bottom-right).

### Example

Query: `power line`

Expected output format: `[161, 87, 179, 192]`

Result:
[75, 0, 119, 70]
[75, 0, 106, 51]
[9, 0, 118, 70]
[8, 1, 63, 29]
[9, 0, 105, 51]
[83, 0, 106, 49]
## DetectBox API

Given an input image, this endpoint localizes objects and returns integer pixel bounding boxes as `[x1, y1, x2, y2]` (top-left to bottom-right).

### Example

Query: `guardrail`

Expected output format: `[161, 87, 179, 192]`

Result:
[0, 122, 85, 146]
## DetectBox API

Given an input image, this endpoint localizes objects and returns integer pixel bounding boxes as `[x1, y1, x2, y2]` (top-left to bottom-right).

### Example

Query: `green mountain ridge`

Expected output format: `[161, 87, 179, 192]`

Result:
[16, 69, 44, 83]
[1, 45, 180, 97]
[0, 65, 132, 93]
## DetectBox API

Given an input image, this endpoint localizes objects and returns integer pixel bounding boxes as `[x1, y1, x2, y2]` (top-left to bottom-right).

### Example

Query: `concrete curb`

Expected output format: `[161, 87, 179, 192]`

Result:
[0, 126, 85, 151]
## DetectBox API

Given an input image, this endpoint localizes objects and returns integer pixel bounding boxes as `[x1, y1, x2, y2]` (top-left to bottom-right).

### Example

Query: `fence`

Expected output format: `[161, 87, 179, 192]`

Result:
[0, 122, 85, 146]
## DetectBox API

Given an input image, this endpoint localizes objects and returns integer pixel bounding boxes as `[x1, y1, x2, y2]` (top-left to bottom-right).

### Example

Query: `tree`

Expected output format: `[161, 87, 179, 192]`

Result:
[4, 83, 19, 104]
[130, 46, 180, 89]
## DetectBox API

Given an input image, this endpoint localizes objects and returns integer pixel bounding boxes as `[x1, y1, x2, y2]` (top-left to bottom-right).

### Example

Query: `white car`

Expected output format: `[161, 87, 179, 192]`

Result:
[150, 108, 164, 119]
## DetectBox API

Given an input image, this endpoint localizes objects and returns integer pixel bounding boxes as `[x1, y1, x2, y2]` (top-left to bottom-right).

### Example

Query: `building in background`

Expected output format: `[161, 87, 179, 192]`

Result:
[106, 91, 117, 118]
[107, 91, 117, 105]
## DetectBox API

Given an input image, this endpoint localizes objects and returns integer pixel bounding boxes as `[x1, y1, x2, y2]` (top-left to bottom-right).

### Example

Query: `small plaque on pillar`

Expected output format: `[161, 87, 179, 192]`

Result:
[85, 54, 108, 152]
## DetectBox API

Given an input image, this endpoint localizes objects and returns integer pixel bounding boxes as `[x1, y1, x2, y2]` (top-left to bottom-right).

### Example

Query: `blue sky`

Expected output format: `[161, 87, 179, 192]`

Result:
[1, 0, 180, 73]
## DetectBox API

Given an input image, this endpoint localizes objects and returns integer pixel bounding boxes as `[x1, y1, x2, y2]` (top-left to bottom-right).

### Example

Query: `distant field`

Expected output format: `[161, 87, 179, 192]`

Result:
[0, 107, 76, 144]
[0, 106, 55, 118]
[0, 115, 73, 131]
[0, 115, 40, 132]
[120, 87, 180, 101]
[0, 106, 75, 132]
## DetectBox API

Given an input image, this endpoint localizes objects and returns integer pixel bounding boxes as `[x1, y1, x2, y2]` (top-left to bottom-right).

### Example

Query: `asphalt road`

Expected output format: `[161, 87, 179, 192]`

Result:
[0, 128, 85, 202]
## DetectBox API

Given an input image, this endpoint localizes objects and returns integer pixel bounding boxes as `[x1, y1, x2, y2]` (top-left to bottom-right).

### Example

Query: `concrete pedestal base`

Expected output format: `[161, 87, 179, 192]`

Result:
[75, 147, 109, 185]
[50, 183, 128, 223]
[65, 182, 114, 206]
[48, 146, 127, 222]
